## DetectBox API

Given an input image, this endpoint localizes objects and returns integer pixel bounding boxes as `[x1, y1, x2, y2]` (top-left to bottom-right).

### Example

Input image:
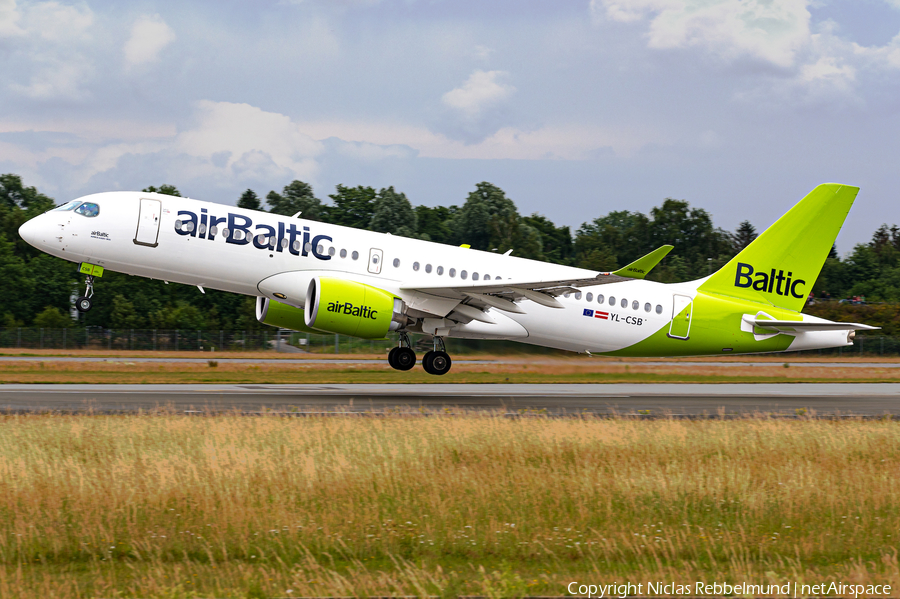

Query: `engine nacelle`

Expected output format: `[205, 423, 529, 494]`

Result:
[256, 297, 317, 333]
[305, 277, 406, 339]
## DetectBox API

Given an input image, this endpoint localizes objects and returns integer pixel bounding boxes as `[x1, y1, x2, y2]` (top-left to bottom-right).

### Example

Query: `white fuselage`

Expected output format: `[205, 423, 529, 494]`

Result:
[20, 191, 851, 356]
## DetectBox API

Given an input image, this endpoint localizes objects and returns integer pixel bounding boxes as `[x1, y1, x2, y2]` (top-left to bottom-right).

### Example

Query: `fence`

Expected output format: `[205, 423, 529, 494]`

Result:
[2, 328, 900, 356]
[0, 328, 568, 355]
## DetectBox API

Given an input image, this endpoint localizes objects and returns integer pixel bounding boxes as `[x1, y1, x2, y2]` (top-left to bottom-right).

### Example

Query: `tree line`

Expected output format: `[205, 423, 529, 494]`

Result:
[2, 174, 898, 331]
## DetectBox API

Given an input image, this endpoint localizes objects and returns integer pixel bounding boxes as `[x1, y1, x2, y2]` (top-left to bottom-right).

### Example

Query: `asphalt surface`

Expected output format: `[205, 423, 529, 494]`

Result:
[1, 383, 898, 416]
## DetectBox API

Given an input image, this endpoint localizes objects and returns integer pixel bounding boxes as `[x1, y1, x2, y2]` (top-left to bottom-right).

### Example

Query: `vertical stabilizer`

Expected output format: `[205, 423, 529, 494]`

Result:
[698, 183, 858, 312]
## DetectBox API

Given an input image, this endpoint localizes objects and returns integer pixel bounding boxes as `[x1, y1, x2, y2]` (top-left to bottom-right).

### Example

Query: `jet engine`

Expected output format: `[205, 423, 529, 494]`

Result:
[305, 277, 407, 339]
[256, 297, 317, 333]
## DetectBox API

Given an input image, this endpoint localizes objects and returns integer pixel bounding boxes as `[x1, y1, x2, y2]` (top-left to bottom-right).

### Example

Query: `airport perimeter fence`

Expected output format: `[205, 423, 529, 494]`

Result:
[0, 327, 569, 355]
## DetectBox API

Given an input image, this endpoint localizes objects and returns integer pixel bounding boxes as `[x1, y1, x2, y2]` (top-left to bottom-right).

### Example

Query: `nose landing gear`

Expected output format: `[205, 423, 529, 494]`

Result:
[76, 275, 94, 313]
[387, 332, 416, 371]
[422, 336, 451, 376]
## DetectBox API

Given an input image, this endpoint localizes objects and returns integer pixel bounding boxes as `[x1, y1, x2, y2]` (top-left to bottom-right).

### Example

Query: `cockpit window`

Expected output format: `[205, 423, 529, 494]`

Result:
[74, 202, 99, 217]
[53, 200, 83, 211]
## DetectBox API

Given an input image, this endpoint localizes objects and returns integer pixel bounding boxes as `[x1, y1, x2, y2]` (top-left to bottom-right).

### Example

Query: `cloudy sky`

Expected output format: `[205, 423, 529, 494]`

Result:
[1, 0, 899, 252]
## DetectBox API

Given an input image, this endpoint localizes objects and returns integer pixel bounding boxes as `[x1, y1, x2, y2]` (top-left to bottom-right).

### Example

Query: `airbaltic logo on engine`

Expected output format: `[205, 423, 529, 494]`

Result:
[734, 262, 806, 298]
[173, 208, 333, 261]
[327, 301, 378, 319]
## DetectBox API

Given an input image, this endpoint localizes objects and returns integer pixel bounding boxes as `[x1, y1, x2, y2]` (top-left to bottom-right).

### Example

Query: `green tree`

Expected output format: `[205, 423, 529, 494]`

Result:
[33, 306, 72, 328]
[110, 294, 143, 329]
[729, 220, 758, 253]
[266, 181, 323, 220]
[1, 173, 55, 257]
[415, 205, 457, 245]
[369, 187, 417, 238]
[142, 184, 182, 197]
[325, 185, 376, 228]
[237, 189, 261, 211]
[523, 214, 573, 264]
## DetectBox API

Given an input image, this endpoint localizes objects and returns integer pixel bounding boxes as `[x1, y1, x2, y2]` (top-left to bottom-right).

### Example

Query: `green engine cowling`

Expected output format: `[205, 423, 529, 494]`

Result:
[255, 297, 318, 333]
[305, 277, 406, 339]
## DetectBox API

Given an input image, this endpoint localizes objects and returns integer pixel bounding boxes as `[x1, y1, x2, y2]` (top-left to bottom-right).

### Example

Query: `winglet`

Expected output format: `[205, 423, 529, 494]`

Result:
[611, 245, 674, 279]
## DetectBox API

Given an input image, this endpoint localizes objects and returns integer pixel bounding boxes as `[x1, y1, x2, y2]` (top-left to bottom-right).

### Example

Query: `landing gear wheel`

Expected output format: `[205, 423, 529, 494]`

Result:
[394, 347, 416, 371]
[422, 350, 451, 375]
[429, 351, 451, 375]
[388, 347, 399, 369]
[76, 296, 92, 313]
[422, 350, 435, 374]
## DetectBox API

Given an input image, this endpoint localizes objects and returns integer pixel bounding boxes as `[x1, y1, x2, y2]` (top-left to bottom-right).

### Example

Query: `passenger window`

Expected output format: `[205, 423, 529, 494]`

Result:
[461, 270, 468, 280]
[74, 202, 99, 217]
[425, 264, 432, 273]
[597, 294, 604, 304]
[574, 291, 582, 300]
[472, 272, 479, 281]
[393, 258, 400, 267]
[340, 249, 347, 258]
[449, 268, 456, 278]
[413, 262, 420, 271]
[328, 247, 336, 257]
[620, 298, 627, 308]
[586, 292, 593, 302]
[655, 304, 663, 314]
[351, 250, 359, 260]
[609, 296, 616, 305]
[484, 274, 490, 280]
[644, 303, 651, 312]
[292, 240, 301, 252]
[209, 226, 218, 237]
[632, 300, 638, 310]
[304, 242, 312, 253]
[563, 292, 570, 298]
[317, 244, 324, 255]
[280, 238, 288, 249]
[437, 266, 444, 275]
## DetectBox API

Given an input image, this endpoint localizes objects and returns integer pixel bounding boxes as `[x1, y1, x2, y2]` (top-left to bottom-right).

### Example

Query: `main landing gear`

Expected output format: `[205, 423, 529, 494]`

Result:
[76, 275, 95, 313]
[387, 334, 452, 375]
[422, 336, 451, 376]
[388, 333, 416, 371]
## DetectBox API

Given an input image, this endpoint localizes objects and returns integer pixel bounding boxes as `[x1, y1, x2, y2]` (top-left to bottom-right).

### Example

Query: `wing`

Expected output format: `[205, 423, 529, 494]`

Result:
[400, 245, 673, 315]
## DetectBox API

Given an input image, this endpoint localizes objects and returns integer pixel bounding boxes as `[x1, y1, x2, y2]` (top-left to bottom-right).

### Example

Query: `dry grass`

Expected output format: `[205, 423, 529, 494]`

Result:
[3, 357, 900, 384]
[0, 415, 898, 597]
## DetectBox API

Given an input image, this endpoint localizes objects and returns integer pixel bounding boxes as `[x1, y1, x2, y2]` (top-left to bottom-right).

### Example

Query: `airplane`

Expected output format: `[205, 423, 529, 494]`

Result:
[17, 183, 876, 374]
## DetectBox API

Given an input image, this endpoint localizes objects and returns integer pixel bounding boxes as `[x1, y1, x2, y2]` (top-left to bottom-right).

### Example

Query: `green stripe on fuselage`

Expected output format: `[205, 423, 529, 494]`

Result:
[602, 291, 796, 357]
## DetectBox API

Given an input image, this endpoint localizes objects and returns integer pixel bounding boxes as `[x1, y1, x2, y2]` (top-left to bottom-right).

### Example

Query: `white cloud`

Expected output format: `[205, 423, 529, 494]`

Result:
[0, 0, 24, 38]
[10, 57, 92, 99]
[124, 15, 175, 67]
[441, 70, 515, 118]
[592, 0, 812, 68]
[176, 101, 323, 181]
[24, 1, 92, 42]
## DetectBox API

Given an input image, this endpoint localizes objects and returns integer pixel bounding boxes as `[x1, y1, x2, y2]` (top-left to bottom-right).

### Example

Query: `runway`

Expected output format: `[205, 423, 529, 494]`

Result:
[2, 383, 899, 416]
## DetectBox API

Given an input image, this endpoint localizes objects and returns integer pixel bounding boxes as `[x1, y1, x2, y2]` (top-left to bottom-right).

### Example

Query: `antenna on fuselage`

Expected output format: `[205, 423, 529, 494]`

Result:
[290, 211, 302, 218]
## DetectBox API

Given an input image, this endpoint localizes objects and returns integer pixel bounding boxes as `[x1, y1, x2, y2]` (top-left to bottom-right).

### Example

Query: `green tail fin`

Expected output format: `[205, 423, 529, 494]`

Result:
[698, 183, 858, 312]
[612, 245, 673, 279]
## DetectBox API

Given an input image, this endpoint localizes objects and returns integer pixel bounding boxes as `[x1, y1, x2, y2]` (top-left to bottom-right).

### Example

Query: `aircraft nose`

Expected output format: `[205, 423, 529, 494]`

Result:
[18, 216, 43, 248]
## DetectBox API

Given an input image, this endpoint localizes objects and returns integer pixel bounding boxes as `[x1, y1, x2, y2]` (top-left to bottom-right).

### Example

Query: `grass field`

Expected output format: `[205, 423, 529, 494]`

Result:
[0, 414, 899, 597]
[2, 351, 900, 384]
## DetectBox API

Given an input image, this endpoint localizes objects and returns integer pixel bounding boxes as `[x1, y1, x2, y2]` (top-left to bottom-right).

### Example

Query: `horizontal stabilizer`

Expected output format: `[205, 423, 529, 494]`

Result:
[742, 316, 879, 333]
[611, 245, 673, 279]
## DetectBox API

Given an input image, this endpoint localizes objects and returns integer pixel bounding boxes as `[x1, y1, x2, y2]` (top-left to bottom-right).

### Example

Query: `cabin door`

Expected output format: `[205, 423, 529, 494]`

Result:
[668, 294, 693, 340]
[134, 198, 162, 247]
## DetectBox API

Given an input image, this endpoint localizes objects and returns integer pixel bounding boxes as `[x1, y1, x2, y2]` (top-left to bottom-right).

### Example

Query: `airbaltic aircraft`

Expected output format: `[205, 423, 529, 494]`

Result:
[18, 183, 875, 374]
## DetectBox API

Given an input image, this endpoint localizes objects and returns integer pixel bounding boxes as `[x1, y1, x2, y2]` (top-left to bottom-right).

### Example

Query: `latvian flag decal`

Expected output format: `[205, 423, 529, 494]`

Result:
[583, 309, 609, 320]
